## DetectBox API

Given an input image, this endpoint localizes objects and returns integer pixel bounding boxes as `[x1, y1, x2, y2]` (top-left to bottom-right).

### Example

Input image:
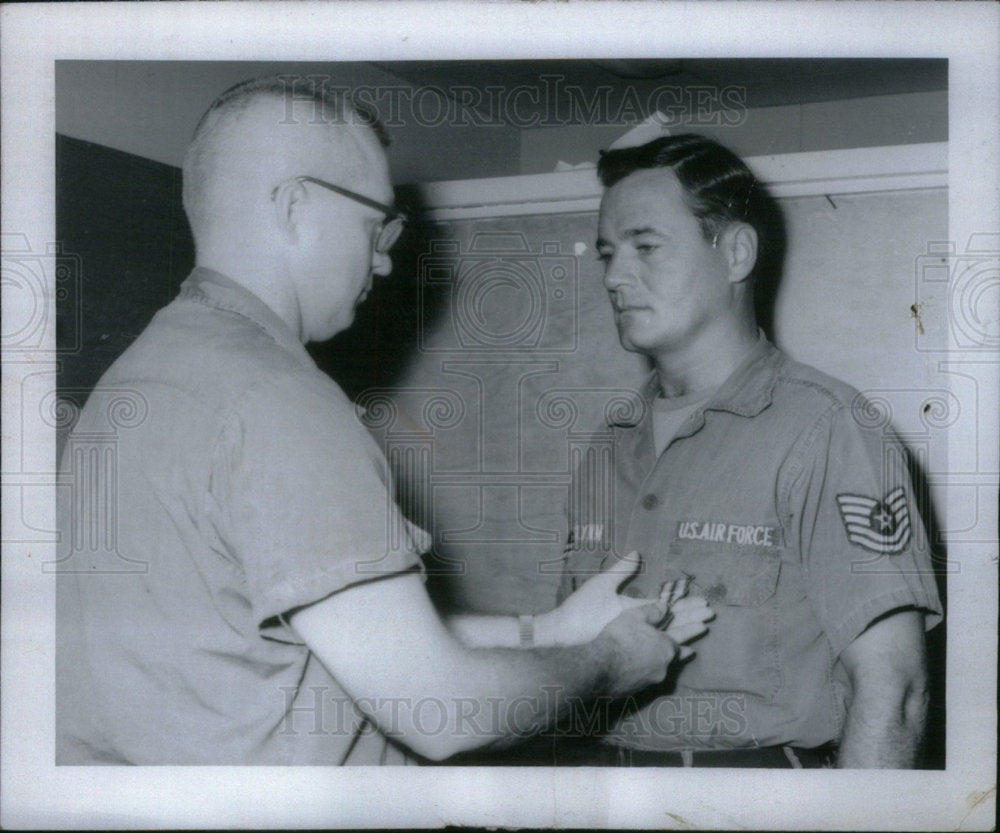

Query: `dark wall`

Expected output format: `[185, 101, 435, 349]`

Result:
[56, 134, 195, 398]
[55, 133, 427, 404]
[309, 216, 442, 402]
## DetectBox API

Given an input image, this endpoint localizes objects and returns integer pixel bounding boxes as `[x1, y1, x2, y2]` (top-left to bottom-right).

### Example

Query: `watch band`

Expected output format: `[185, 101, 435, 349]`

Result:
[518, 614, 534, 648]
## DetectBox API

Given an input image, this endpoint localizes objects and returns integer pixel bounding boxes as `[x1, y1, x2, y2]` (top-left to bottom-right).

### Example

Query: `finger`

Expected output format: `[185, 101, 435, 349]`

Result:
[619, 594, 668, 620]
[668, 602, 713, 623]
[613, 552, 645, 596]
[670, 597, 715, 622]
[671, 596, 706, 611]
[661, 633, 682, 665]
[666, 621, 710, 644]
[615, 550, 640, 570]
[611, 551, 642, 593]
[668, 609, 714, 631]
[586, 552, 641, 594]
[638, 600, 670, 626]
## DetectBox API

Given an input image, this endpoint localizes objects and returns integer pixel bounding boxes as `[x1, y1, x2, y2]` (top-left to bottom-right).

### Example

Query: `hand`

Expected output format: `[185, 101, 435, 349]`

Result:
[538, 551, 667, 646]
[594, 603, 682, 698]
[662, 596, 714, 660]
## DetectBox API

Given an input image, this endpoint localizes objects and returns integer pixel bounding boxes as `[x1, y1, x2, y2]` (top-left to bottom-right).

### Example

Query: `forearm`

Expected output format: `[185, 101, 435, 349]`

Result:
[292, 573, 672, 762]
[446, 611, 558, 648]
[837, 677, 927, 768]
[446, 553, 688, 649]
[400, 634, 619, 758]
[837, 611, 930, 769]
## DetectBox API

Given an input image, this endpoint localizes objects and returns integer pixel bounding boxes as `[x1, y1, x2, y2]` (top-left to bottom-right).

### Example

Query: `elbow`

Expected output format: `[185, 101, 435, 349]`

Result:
[408, 735, 461, 763]
[854, 669, 929, 731]
[419, 733, 525, 762]
[398, 724, 487, 763]
[901, 676, 930, 730]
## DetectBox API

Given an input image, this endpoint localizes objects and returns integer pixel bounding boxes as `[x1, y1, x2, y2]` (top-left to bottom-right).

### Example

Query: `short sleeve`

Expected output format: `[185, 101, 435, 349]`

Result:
[789, 400, 943, 657]
[210, 369, 430, 642]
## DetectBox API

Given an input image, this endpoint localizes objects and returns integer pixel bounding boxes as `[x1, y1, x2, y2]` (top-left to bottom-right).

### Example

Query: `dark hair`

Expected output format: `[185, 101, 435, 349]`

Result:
[597, 134, 762, 246]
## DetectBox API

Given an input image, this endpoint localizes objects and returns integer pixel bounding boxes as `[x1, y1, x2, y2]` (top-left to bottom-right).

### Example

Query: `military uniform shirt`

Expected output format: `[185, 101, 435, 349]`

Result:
[559, 337, 942, 751]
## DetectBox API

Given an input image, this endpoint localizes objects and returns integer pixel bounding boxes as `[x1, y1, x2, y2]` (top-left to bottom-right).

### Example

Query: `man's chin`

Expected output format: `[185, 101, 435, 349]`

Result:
[315, 315, 355, 343]
[617, 326, 652, 353]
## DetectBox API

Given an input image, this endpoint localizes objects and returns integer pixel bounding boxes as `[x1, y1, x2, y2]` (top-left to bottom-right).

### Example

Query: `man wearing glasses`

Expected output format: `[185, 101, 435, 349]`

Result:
[55, 76, 710, 765]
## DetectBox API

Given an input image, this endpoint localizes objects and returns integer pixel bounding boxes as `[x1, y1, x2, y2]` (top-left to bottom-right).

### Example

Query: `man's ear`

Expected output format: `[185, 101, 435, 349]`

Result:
[270, 179, 306, 242]
[722, 223, 758, 284]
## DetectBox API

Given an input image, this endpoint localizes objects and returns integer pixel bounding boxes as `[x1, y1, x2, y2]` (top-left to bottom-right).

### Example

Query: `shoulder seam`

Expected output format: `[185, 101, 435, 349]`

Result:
[775, 371, 849, 412]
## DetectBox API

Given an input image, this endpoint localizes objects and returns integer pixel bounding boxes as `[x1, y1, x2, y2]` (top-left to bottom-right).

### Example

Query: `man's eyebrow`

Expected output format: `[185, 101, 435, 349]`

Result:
[624, 226, 662, 239]
[596, 226, 664, 248]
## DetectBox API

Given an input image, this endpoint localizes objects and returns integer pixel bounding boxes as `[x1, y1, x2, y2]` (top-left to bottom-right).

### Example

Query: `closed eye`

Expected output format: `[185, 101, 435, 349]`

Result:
[626, 227, 668, 256]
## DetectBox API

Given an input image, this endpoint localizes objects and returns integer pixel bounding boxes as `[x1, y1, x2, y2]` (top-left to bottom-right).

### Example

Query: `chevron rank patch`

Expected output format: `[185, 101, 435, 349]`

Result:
[836, 487, 912, 554]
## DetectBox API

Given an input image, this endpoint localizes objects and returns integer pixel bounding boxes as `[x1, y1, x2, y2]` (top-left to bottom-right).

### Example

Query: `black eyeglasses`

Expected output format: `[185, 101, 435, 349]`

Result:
[273, 175, 407, 254]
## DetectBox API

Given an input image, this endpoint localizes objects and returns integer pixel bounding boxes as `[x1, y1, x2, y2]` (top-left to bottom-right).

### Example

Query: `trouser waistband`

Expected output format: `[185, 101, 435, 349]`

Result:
[443, 736, 838, 768]
[604, 743, 838, 768]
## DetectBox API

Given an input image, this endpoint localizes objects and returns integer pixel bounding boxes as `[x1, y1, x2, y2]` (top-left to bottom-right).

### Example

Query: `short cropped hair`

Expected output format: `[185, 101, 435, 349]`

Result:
[597, 134, 763, 248]
[182, 74, 389, 229]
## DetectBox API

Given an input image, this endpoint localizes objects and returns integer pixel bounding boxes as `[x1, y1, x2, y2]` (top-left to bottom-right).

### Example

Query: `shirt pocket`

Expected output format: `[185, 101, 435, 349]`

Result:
[721, 547, 782, 606]
[668, 540, 784, 701]
[667, 540, 781, 605]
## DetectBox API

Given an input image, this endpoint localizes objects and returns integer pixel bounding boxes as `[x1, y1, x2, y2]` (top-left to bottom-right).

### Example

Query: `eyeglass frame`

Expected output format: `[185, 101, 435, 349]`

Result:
[271, 175, 407, 254]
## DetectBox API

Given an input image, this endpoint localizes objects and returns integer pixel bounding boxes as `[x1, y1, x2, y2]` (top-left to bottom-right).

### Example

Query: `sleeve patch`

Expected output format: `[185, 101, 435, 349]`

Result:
[836, 487, 912, 555]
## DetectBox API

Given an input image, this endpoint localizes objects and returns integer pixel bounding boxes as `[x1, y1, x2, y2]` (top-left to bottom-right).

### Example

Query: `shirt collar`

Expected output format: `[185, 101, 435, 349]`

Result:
[707, 334, 780, 417]
[177, 267, 315, 368]
[625, 332, 779, 427]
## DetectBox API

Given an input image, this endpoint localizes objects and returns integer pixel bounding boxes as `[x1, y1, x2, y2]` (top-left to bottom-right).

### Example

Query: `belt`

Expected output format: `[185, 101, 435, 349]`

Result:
[605, 743, 838, 768]
[443, 736, 838, 769]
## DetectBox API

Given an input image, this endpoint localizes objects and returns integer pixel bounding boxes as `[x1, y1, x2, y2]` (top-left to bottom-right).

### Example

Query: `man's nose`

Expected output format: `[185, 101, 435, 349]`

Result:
[602, 252, 632, 292]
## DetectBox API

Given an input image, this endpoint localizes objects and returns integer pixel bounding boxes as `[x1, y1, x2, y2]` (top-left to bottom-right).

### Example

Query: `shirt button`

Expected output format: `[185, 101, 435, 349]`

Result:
[641, 493, 659, 510]
[705, 583, 727, 603]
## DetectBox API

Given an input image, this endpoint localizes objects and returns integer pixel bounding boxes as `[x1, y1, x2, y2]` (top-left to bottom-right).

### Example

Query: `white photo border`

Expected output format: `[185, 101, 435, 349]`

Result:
[2, 2, 997, 830]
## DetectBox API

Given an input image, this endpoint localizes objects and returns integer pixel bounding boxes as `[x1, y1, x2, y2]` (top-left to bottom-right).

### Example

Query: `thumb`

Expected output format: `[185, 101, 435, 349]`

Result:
[604, 550, 641, 593]
[585, 551, 641, 593]
[638, 599, 669, 626]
